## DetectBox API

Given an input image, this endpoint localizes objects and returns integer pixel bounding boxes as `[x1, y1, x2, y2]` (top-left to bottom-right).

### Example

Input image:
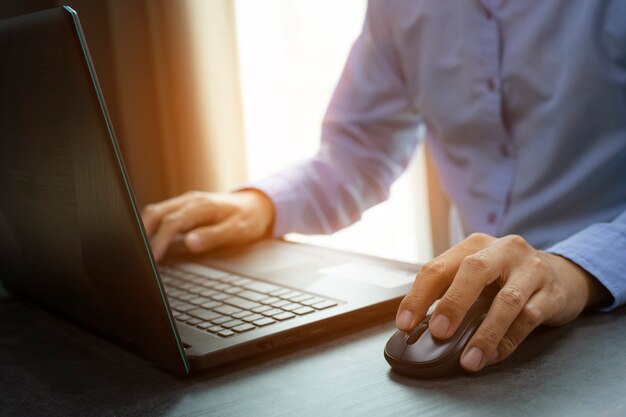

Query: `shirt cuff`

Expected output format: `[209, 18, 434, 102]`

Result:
[546, 223, 626, 312]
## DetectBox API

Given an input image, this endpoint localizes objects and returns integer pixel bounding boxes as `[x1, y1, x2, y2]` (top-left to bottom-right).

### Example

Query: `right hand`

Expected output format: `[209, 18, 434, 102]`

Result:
[141, 190, 275, 261]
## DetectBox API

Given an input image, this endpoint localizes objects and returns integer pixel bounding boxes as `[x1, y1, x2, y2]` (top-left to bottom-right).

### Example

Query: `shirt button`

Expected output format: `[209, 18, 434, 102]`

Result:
[499, 143, 510, 158]
[487, 211, 497, 225]
[484, 8, 493, 20]
[487, 78, 496, 91]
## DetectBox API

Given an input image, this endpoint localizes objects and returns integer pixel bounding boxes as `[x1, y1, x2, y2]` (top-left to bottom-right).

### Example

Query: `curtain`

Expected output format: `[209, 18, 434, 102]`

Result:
[0, 0, 247, 207]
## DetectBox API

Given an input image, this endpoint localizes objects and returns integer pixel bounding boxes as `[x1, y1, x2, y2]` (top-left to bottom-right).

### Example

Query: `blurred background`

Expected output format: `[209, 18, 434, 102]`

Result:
[0, 0, 434, 264]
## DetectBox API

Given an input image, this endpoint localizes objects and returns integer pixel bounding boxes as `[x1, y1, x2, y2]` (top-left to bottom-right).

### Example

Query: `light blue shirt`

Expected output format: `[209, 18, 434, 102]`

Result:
[251, 0, 626, 309]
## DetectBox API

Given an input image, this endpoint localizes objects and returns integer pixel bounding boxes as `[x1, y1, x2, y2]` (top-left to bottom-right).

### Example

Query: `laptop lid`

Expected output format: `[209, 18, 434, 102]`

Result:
[0, 7, 189, 375]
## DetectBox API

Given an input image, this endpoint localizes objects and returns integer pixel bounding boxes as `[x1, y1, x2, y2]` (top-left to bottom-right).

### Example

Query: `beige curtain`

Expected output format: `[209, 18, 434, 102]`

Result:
[54, 0, 247, 206]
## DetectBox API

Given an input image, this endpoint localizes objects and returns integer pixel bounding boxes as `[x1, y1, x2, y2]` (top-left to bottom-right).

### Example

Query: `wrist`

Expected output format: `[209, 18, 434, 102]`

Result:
[546, 253, 611, 308]
[236, 189, 275, 238]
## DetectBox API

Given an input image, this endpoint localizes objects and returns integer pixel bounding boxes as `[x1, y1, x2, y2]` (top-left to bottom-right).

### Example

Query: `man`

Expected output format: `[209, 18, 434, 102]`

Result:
[142, 1, 626, 373]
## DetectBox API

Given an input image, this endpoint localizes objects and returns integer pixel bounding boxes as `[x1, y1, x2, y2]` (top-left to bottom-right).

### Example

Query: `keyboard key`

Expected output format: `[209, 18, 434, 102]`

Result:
[173, 303, 196, 312]
[225, 286, 242, 294]
[268, 288, 291, 297]
[217, 275, 239, 283]
[176, 263, 229, 279]
[278, 291, 303, 300]
[290, 294, 314, 303]
[252, 305, 272, 313]
[210, 293, 230, 301]
[176, 314, 192, 321]
[293, 306, 315, 315]
[300, 297, 326, 306]
[187, 285, 205, 294]
[173, 311, 182, 318]
[232, 323, 255, 333]
[273, 312, 296, 321]
[200, 300, 222, 309]
[242, 314, 264, 323]
[225, 296, 261, 310]
[238, 290, 267, 302]
[214, 305, 242, 316]
[252, 317, 275, 327]
[166, 289, 184, 298]
[208, 325, 224, 333]
[231, 277, 253, 286]
[262, 308, 284, 317]
[188, 308, 221, 322]
[221, 319, 244, 329]
[199, 289, 218, 297]
[177, 293, 194, 301]
[197, 321, 213, 329]
[281, 303, 304, 312]
[270, 300, 290, 308]
[312, 300, 338, 310]
[218, 329, 235, 337]
[211, 316, 231, 325]
[178, 283, 195, 291]
[186, 318, 202, 325]
[258, 296, 280, 305]
[232, 310, 254, 319]
[189, 296, 210, 305]
[213, 283, 230, 291]
[244, 281, 281, 294]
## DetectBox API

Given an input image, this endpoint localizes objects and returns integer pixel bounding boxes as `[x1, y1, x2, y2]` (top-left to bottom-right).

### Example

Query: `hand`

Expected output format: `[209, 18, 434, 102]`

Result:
[395, 233, 610, 372]
[141, 190, 275, 261]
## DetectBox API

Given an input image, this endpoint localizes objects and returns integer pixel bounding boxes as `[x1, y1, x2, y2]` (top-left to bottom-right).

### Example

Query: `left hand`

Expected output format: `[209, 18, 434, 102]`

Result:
[395, 233, 610, 372]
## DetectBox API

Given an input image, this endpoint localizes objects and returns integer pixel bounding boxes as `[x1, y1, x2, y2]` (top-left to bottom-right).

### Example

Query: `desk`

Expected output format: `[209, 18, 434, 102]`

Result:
[1, 283, 625, 417]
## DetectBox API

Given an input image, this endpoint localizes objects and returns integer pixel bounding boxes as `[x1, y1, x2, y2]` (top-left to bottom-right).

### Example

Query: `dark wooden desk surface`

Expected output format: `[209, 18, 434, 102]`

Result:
[1, 283, 625, 417]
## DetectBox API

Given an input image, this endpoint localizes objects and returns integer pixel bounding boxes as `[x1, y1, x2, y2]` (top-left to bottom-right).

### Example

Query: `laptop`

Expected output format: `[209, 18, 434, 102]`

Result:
[0, 6, 419, 375]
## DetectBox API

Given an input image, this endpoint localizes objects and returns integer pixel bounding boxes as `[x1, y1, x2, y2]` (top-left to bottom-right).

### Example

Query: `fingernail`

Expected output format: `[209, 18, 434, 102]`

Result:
[185, 233, 203, 252]
[461, 347, 484, 371]
[396, 310, 415, 330]
[429, 314, 450, 338]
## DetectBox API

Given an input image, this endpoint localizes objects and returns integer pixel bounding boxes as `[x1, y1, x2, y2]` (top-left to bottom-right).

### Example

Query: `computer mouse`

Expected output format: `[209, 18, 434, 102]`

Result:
[384, 297, 492, 378]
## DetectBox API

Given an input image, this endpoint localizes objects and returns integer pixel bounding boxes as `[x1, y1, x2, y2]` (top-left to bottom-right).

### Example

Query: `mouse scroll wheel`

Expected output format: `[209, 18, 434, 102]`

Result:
[405, 322, 428, 345]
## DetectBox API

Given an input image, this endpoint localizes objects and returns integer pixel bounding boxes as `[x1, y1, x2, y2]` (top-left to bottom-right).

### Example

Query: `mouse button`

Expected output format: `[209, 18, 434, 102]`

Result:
[384, 330, 409, 359]
[401, 328, 452, 363]
[406, 323, 429, 345]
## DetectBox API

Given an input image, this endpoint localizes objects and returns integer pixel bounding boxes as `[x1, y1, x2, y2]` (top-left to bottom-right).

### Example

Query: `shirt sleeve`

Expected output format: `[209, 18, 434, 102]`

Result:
[246, 0, 422, 237]
[546, 210, 626, 311]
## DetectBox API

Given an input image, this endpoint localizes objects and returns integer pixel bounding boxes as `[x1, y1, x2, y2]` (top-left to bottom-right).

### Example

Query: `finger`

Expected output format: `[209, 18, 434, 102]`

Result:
[142, 193, 196, 237]
[430, 234, 534, 339]
[150, 202, 220, 261]
[488, 290, 548, 364]
[459, 269, 543, 372]
[396, 233, 495, 331]
[184, 216, 248, 253]
[429, 244, 507, 339]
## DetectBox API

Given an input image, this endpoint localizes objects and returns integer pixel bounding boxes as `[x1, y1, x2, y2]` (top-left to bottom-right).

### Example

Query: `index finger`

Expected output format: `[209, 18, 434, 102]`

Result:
[395, 233, 495, 331]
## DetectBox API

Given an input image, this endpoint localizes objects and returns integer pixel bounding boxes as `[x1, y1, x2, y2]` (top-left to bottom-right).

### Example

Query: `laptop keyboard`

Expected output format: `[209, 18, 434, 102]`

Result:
[159, 264, 339, 338]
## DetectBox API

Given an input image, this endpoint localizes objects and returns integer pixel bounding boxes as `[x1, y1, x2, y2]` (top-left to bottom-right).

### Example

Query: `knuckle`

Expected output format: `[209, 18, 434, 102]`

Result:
[420, 258, 446, 276]
[468, 232, 491, 244]
[461, 254, 491, 273]
[162, 212, 182, 226]
[497, 286, 526, 310]
[498, 334, 519, 356]
[440, 290, 465, 312]
[401, 291, 425, 309]
[475, 325, 500, 347]
[142, 204, 159, 216]
[521, 304, 543, 327]
[504, 234, 529, 251]
[528, 254, 548, 275]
